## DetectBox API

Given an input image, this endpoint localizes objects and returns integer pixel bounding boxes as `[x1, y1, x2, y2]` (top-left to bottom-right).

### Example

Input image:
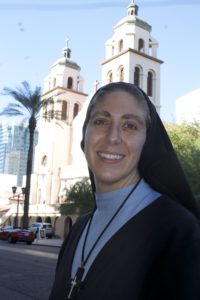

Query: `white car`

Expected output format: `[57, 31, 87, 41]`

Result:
[28, 222, 54, 239]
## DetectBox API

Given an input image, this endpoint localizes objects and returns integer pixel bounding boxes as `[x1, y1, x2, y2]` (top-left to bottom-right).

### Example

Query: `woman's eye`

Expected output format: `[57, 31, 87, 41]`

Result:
[93, 118, 108, 126]
[123, 122, 137, 130]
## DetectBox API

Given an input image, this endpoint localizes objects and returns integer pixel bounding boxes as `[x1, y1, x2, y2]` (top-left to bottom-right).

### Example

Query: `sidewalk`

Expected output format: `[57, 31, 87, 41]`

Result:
[33, 237, 63, 247]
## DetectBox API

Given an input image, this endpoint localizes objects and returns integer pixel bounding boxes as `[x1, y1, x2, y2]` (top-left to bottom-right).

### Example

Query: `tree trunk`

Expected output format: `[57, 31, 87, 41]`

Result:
[23, 116, 36, 229]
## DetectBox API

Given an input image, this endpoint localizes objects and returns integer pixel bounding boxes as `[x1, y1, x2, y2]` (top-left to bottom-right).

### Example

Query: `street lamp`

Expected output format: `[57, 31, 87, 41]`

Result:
[21, 187, 26, 195]
[12, 186, 19, 227]
[11, 186, 26, 228]
[12, 186, 17, 194]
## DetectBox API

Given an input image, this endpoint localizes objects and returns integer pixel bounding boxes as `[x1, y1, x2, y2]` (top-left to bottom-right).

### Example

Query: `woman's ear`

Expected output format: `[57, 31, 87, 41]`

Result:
[80, 139, 85, 152]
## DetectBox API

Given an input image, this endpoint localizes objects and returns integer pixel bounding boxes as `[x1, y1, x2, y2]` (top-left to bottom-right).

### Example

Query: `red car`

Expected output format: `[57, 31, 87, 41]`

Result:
[0, 226, 35, 245]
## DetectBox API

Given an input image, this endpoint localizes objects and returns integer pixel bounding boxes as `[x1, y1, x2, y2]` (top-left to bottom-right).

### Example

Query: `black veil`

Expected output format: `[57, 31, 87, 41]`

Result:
[138, 88, 199, 218]
[81, 82, 200, 219]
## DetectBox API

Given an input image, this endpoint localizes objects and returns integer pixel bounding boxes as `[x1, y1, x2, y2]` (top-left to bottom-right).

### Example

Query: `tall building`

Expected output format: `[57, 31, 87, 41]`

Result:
[0, 124, 11, 173]
[101, 1, 163, 113]
[0, 123, 38, 186]
[176, 88, 200, 123]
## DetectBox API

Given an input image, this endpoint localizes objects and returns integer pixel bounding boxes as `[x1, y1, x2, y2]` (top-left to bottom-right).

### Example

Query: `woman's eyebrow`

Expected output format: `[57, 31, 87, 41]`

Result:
[90, 111, 145, 125]
[90, 110, 111, 119]
[122, 113, 146, 125]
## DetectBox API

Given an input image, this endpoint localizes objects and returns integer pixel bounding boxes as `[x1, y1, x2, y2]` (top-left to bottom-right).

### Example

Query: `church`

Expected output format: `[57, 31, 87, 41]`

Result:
[9, 1, 164, 238]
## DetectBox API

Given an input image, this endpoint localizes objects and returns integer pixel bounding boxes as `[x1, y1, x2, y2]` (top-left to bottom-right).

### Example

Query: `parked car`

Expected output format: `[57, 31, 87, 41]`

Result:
[0, 226, 35, 245]
[28, 222, 54, 239]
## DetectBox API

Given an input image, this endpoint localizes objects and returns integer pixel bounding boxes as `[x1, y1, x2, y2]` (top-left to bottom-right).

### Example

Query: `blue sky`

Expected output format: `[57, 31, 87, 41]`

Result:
[0, 0, 200, 122]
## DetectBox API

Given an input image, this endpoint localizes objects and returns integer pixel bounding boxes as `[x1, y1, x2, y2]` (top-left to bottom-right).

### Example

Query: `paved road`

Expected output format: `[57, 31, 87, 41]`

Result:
[0, 241, 60, 300]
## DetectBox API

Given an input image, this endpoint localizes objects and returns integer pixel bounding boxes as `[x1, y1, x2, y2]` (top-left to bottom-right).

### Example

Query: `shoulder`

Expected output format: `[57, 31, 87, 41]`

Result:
[157, 194, 199, 224]
[149, 194, 199, 222]
[150, 195, 200, 248]
[143, 198, 200, 299]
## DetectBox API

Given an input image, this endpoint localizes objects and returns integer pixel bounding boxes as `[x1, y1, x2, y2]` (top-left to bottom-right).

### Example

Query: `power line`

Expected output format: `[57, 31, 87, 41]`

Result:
[0, 1, 199, 11]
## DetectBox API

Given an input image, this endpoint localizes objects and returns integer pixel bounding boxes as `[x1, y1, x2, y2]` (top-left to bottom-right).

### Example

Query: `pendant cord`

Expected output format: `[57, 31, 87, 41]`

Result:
[80, 178, 142, 267]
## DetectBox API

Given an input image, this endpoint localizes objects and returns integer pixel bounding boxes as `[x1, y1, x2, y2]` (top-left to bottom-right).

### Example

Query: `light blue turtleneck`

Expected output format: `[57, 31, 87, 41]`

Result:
[71, 179, 161, 279]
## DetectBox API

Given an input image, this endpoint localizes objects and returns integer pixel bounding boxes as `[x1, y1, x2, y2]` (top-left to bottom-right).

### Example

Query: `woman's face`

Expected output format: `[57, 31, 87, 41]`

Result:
[84, 90, 147, 193]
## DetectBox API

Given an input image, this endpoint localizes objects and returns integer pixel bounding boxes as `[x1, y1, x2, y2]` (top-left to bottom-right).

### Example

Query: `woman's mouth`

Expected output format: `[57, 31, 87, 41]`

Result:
[97, 151, 124, 161]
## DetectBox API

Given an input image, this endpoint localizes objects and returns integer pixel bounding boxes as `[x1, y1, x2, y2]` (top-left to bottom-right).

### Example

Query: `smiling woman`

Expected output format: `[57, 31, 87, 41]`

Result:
[49, 82, 200, 300]
[84, 90, 147, 192]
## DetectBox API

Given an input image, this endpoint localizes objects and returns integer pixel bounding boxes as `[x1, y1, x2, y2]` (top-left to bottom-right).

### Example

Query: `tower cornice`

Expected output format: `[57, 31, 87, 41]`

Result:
[101, 48, 164, 66]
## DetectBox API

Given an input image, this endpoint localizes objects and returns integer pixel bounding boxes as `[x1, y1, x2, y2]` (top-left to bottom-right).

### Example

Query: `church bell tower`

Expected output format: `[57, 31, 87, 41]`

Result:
[101, 1, 163, 113]
[32, 40, 88, 207]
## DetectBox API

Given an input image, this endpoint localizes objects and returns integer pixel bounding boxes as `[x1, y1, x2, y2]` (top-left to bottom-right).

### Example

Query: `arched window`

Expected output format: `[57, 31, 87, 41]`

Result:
[45, 216, 52, 223]
[128, 8, 134, 15]
[36, 216, 42, 222]
[41, 155, 47, 166]
[107, 71, 113, 83]
[112, 46, 114, 56]
[73, 103, 79, 119]
[43, 102, 48, 119]
[67, 49, 71, 59]
[119, 66, 124, 81]
[118, 39, 123, 52]
[44, 102, 54, 120]
[149, 38, 152, 55]
[67, 77, 73, 89]
[61, 101, 67, 120]
[134, 67, 140, 87]
[77, 76, 80, 91]
[147, 71, 153, 97]
[138, 39, 144, 52]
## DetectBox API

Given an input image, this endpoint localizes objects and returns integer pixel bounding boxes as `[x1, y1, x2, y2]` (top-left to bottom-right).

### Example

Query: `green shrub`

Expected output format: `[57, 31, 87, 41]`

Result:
[59, 177, 95, 215]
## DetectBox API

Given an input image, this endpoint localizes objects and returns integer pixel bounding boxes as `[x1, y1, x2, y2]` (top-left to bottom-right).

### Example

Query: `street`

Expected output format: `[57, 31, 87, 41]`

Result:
[0, 240, 60, 300]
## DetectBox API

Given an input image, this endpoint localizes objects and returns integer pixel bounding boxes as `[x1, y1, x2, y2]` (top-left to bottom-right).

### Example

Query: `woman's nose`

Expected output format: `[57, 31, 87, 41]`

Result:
[107, 123, 122, 144]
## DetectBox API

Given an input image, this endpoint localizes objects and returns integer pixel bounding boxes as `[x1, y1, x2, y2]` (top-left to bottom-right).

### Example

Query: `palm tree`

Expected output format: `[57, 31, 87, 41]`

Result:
[0, 81, 53, 229]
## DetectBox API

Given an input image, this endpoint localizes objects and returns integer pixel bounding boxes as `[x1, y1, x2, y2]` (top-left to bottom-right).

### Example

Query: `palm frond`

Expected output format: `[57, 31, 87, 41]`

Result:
[2, 88, 31, 114]
[38, 96, 54, 110]
[1, 81, 43, 118]
[0, 103, 25, 117]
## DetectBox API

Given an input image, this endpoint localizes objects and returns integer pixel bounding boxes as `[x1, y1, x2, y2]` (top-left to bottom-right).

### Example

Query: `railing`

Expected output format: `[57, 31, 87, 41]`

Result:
[0, 206, 15, 226]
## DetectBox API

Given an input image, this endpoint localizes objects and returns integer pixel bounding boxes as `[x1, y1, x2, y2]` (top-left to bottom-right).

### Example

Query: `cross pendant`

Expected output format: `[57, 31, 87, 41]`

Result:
[67, 266, 85, 299]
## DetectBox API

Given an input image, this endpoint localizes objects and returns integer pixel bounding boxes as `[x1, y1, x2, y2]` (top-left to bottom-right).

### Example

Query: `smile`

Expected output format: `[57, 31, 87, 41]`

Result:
[97, 151, 124, 161]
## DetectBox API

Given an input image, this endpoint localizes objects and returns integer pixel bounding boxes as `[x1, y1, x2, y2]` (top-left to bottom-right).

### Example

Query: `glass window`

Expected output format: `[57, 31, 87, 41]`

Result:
[134, 67, 140, 87]
[147, 71, 153, 97]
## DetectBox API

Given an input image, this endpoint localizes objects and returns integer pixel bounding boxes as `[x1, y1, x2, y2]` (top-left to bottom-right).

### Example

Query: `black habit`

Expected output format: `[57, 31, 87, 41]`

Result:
[49, 195, 200, 300]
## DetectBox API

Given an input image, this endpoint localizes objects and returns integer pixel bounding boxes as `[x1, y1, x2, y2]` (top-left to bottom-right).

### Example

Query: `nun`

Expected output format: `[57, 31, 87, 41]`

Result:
[49, 82, 200, 300]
